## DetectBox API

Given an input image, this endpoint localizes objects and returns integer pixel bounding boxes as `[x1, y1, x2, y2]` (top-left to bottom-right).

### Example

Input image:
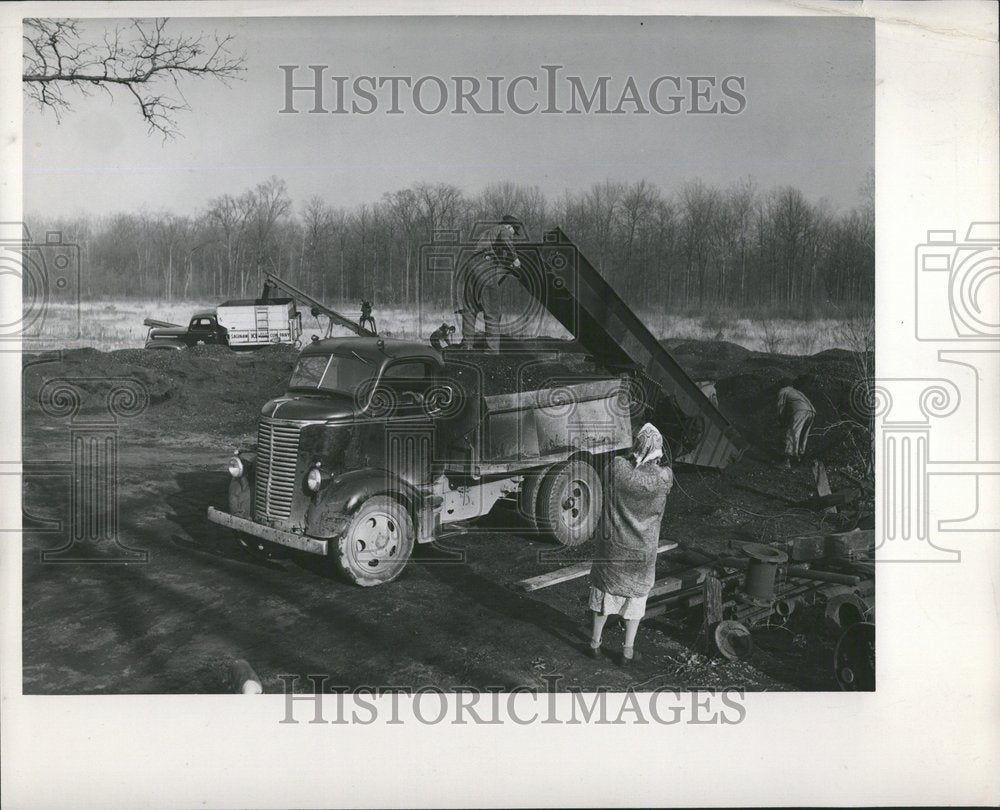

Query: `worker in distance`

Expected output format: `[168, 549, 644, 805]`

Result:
[776, 378, 816, 468]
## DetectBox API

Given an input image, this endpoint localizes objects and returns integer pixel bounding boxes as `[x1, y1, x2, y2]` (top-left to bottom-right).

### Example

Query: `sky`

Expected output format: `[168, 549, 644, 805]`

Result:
[23, 15, 874, 218]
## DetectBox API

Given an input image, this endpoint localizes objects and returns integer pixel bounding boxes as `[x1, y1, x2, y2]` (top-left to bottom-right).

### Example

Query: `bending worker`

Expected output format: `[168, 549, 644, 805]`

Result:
[458, 214, 522, 353]
[587, 423, 673, 666]
[776, 379, 816, 468]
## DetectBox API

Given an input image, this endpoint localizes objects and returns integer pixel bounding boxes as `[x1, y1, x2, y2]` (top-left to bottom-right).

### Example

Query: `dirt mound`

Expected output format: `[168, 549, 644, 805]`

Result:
[23, 344, 299, 438]
[23, 337, 873, 469]
[660, 339, 753, 379]
[715, 353, 871, 468]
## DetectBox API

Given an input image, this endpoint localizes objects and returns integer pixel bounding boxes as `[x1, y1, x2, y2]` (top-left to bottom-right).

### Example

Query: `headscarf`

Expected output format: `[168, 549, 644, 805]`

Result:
[633, 422, 664, 466]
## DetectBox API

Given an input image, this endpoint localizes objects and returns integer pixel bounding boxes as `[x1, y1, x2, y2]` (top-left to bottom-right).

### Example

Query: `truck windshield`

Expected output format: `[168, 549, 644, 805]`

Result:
[288, 354, 376, 395]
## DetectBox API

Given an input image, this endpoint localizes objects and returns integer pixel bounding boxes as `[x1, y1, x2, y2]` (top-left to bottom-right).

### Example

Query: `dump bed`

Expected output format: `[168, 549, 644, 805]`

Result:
[482, 377, 631, 466]
[513, 228, 747, 468]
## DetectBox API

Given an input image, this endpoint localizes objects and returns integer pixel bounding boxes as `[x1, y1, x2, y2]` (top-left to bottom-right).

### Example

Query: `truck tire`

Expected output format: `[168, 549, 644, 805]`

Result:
[517, 467, 549, 531]
[536, 459, 603, 547]
[332, 496, 414, 586]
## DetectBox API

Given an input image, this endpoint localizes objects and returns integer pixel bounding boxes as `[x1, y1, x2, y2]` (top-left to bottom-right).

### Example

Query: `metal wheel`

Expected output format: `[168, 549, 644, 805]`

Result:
[333, 496, 413, 586]
[537, 459, 603, 547]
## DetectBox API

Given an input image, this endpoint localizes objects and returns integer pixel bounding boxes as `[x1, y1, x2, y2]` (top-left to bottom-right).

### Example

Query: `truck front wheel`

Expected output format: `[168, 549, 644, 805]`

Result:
[332, 496, 414, 586]
[537, 459, 603, 547]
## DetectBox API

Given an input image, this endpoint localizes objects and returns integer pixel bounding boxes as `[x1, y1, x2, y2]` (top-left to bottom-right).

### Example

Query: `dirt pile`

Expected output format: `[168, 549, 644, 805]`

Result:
[23, 344, 299, 437]
[706, 343, 873, 469]
[442, 348, 601, 396]
[23, 337, 873, 470]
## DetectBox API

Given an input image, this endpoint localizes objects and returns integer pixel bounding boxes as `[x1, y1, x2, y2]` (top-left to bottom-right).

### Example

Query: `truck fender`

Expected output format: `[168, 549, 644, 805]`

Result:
[305, 468, 428, 541]
[144, 338, 186, 351]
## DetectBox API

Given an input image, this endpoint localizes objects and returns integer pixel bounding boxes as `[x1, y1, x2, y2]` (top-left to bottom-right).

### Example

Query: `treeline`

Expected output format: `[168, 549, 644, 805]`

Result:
[30, 174, 874, 315]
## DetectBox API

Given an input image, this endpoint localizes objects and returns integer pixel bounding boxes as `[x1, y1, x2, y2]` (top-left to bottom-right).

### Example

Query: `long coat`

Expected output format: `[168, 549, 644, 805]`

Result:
[590, 456, 673, 599]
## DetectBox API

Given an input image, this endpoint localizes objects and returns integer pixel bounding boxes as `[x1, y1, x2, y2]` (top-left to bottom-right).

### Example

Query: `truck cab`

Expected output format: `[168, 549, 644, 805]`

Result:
[186, 311, 226, 345]
[144, 310, 228, 349]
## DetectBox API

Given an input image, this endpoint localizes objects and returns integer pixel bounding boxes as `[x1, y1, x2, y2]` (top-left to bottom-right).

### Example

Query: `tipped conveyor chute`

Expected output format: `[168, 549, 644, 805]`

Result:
[262, 273, 375, 338]
[516, 227, 747, 469]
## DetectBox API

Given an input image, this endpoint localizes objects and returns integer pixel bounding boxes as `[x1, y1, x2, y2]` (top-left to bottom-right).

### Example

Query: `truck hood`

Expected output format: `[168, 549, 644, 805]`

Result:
[261, 393, 357, 422]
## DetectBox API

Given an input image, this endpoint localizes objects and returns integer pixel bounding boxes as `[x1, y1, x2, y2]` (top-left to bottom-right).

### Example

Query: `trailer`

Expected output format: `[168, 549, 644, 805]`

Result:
[215, 298, 302, 348]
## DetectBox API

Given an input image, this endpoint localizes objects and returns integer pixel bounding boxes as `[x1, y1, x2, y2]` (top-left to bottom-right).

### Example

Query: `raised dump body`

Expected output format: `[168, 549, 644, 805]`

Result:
[512, 227, 747, 468]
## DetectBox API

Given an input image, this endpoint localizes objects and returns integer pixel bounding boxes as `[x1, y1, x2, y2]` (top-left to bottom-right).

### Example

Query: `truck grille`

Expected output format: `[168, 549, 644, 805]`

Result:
[254, 418, 301, 520]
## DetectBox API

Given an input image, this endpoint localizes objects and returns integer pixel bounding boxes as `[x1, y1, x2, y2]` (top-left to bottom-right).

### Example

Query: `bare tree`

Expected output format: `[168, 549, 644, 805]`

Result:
[23, 18, 244, 138]
[384, 189, 420, 306]
[617, 180, 659, 297]
[248, 177, 292, 293]
[679, 180, 721, 306]
[302, 196, 334, 298]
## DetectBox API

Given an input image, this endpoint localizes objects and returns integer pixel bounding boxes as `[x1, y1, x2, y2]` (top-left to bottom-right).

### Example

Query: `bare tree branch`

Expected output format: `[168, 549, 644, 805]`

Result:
[23, 17, 245, 138]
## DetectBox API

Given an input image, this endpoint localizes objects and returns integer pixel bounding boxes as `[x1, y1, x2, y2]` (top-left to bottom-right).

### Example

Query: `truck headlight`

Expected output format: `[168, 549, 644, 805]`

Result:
[306, 467, 323, 492]
[227, 456, 244, 478]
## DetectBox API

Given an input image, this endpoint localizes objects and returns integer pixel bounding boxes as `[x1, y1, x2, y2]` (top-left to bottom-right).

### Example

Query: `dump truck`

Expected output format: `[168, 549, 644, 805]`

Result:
[143, 298, 301, 350]
[208, 337, 632, 585]
[207, 227, 745, 586]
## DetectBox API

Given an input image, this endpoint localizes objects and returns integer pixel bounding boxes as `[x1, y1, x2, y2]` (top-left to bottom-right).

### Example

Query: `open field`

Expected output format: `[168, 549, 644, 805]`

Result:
[24, 300, 867, 356]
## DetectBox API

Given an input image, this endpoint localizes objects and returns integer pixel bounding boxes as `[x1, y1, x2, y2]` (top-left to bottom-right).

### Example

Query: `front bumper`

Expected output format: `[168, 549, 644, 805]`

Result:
[207, 507, 329, 555]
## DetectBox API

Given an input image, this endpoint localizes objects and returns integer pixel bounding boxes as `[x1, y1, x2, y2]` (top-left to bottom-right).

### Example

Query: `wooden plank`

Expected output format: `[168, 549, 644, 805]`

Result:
[813, 460, 838, 515]
[647, 566, 710, 598]
[515, 542, 678, 592]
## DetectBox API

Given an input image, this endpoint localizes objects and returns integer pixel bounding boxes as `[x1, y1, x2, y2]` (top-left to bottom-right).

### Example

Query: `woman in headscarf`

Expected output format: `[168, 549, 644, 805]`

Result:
[587, 423, 674, 666]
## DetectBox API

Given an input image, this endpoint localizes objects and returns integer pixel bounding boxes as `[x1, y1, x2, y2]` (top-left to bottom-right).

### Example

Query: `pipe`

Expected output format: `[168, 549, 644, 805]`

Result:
[786, 567, 861, 586]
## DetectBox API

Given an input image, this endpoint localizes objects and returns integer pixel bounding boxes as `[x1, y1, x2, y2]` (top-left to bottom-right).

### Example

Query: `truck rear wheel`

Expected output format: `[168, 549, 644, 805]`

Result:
[332, 496, 413, 586]
[517, 467, 549, 531]
[537, 459, 603, 547]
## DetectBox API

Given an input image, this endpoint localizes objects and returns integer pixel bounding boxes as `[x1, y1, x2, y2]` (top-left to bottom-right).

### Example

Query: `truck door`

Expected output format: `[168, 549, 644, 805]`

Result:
[432, 359, 483, 472]
[361, 360, 437, 491]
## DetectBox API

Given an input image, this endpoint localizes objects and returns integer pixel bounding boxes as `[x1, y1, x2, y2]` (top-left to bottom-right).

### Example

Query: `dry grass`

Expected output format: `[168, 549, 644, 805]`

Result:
[23, 299, 859, 356]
